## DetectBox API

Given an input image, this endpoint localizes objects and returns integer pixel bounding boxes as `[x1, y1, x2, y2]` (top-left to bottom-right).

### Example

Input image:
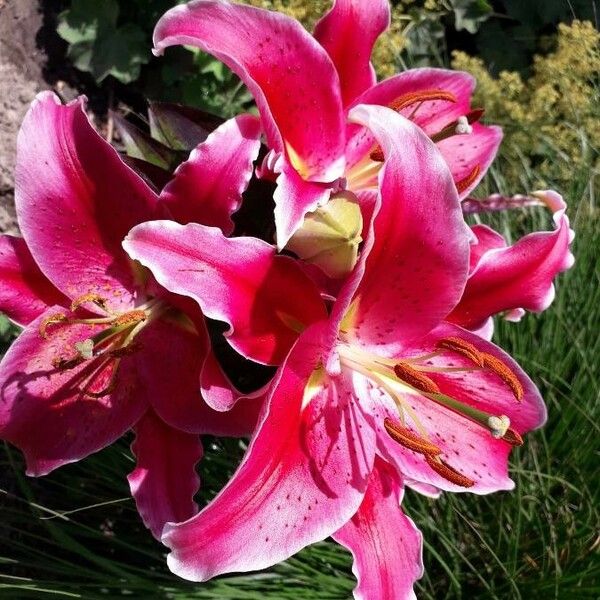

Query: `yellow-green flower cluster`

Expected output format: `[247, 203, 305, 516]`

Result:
[452, 21, 600, 189]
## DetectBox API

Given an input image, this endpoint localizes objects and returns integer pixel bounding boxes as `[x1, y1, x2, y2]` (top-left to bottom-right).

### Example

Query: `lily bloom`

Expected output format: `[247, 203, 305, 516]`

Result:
[152, 0, 502, 248]
[0, 92, 324, 538]
[124, 105, 546, 598]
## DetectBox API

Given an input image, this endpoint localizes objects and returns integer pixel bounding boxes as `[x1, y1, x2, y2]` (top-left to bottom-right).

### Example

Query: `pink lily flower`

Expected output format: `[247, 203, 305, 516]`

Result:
[152, 0, 502, 248]
[0, 92, 325, 538]
[124, 106, 545, 597]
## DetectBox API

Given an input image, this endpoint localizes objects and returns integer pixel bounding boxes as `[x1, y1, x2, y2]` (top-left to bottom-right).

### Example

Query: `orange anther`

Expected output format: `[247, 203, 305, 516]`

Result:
[39, 313, 68, 338]
[394, 362, 440, 395]
[384, 418, 442, 455]
[436, 337, 484, 366]
[389, 90, 457, 113]
[425, 455, 475, 488]
[455, 165, 481, 195]
[113, 310, 147, 327]
[70, 293, 109, 313]
[502, 427, 524, 447]
[481, 353, 524, 402]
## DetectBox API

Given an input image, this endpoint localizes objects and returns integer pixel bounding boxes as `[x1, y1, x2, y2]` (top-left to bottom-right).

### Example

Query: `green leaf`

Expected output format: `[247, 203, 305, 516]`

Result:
[57, 0, 119, 44]
[450, 0, 492, 34]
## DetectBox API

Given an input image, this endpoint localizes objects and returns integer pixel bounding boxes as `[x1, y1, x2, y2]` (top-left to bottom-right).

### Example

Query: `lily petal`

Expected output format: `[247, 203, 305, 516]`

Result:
[123, 221, 327, 365]
[160, 114, 262, 235]
[153, 0, 346, 182]
[0, 235, 67, 327]
[162, 322, 376, 582]
[274, 166, 332, 249]
[0, 308, 148, 476]
[449, 191, 574, 329]
[15, 93, 158, 309]
[128, 410, 202, 539]
[468, 224, 507, 271]
[346, 105, 470, 353]
[313, 0, 390, 107]
[333, 457, 423, 600]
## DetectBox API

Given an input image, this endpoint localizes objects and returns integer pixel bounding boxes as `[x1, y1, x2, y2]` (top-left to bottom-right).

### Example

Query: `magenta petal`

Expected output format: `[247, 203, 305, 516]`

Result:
[0, 308, 148, 476]
[450, 191, 574, 329]
[468, 224, 507, 271]
[313, 0, 390, 107]
[333, 458, 423, 600]
[123, 221, 327, 365]
[436, 122, 503, 198]
[347, 105, 470, 352]
[274, 166, 333, 249]
[160, 114, 261, 235]
[15, 93, 158, 309]
[128, 410, 202, 539]
[162, 323, 376, 581]
[0, 235, 68, 326]
[153, 0, 346, 182]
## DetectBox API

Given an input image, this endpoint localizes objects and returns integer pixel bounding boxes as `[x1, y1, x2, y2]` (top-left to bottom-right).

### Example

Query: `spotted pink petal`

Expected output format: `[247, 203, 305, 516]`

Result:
[123, 221, 327, 365]
[128, 410, 202, 539]
[153, 0, 346, 183]
[345, 68, 474, 167]
[449, 191, 574, 329]
[436, 122, 502, 198]
[0, 308, 148, 476]
[15, 93, 158, 310]
[160, 114, 262, 235]
[372, 322, 545, 494]
[0, 235, 68, 326]
[346, 105, 470, 354]
[313, 0, 390, 107]
[333, 458, 423, 600]
[162, 322, 377, 582]
[274, 166, 333, 249]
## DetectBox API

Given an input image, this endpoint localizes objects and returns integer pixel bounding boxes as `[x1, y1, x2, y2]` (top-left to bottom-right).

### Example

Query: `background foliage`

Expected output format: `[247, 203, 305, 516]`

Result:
[1, 0, 599, 598]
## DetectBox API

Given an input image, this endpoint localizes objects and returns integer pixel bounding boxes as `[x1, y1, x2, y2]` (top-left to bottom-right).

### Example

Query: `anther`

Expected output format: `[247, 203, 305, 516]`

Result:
[389, 90, 457, 113]
[39, 313, 68, 338]
[436, 337, 484, 366]
[425, 456, 475, 488]
[455, 165, 481, 195]
[481, 353, 524, 401]
[52, 355, 84, 371]
[70, 293, 109, 313]
[384, 418, 442, 456]
[113, 310, 147, 327]
[394, 362, 440, 394]
[502, 427, 524, 447]
[487, 414, 511, 439]
[109, 342, 141, 358]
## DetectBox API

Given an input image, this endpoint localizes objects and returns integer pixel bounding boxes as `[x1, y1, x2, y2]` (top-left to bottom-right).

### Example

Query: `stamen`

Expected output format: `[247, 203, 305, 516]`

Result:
[70, 293, 109, 313]
[369, 147, 385, 162]
[487, 414, 511, 439]
[481, 353, 524, 401]
[52, 355, 84, 371]
[436, 337, 484, 366]
[502, 427, 524, 447]
[394, 362, 440, 394]
[466, 107, 485, 123]
[113, 310, 147, 327]
[384, 418, 442, 455]
[455, 165, 481, 195]
[39, 313, 68, 338]
[109, 342, 141, 358]
[389, 90, 457, 113]
[425, 456, 475, 488]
